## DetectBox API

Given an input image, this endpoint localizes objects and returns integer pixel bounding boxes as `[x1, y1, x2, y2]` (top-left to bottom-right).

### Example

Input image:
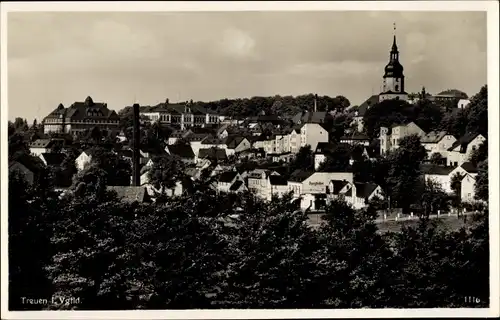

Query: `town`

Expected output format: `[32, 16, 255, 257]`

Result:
[7, 29, 489, 310]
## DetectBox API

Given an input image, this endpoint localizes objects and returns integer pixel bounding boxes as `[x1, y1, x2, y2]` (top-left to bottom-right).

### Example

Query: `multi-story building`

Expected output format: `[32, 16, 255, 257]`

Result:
[42, 96, 120, 136]
[420, 131, 457, 159]
[446, 133, 486, 167]
[139, 99, 220, 130]
[379, 121, 426, 155]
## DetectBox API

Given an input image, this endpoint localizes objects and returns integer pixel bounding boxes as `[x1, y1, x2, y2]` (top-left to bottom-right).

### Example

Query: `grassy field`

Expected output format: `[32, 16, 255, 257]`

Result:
[376, 214, 474, 233]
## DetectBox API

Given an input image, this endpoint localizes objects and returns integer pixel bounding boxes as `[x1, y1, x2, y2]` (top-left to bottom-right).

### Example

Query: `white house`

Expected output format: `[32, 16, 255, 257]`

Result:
[380, 122, 426, 155]
[339, 182, 384, 210]
[457, 99, 471, 109]
[226, 136, 251, 154]
[420, 165, 458, 194]
[313, 142, 336, 170]
[421, 131, 457, 159]
[247, 169, 280, 199]
[461, 174, 477, 203]
[75, 150, 93, 171]
[217, 171, 245, 193]
[268, 175, 289, 201]
[29, 139, 65, 156]
[299, 123, 329, 152]
[447, 133, 486, 167]
[301, 172, 354, 195]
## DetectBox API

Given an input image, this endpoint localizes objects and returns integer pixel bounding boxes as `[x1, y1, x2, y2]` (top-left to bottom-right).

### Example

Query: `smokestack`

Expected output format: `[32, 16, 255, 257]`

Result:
[132, 103, 141, 186]
[314, 94, 318, 112]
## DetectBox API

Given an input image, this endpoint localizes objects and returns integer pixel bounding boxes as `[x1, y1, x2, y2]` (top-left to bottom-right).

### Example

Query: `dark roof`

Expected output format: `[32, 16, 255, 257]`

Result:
[9, 154, 45, 175]
[30, 139, 64, 148]
[219, 171, 238, 183]
[291, 111, 329, 124]
[167, 144, 195, 159]
[185, 132, 209, 142]
[420, 164, 457, 176]
[45, 96, 119, 121]
[198, 148, 228, 160]
[269, 175, 288, 186]
[225, 135, 247, 149]
[340, 133, 370, 141]
[229, 180, 244, 191]
[354, 183, 379, 199]
[447, 132, 481, 152]
[288, 169, 314, 182]
[436, 89, 468, 99]
[107, 186, 151, 203]
[421, 131, 449, 144]
[329, 180, 349, 195]
[357, 95, 379, 117]
[315, 142, 336, 154]
[460, 161, 478, 174]
[39, 153, 66, 166]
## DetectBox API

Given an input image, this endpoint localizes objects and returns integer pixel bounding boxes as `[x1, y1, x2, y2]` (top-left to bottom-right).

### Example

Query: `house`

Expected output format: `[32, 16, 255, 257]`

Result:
[107, 186, 152, 203]
[461, 174, 477, 203]
[139, 99, 220, 130]
[247, 169, 281, 199]
[187, 133, 210, 156]
[42, 96, 120, 136]
[340, 182, 384, 210]
[447, 133, 486, 166]
[217, 171, 244, 193]
[116, 130, 127, 143]
[432, 89, 468, 103]
[269, 152, 295, 163]
[216, 124, 231, 139]
[287, 170, 315, 198]
[229, 180, 248, 193]
[39, 153, 66, 167]
[380, 121, 426, 155]
[165, 144, 196, 164]
[313, 142, 336, 170]
[8, 154, 44, 185]
[291, 111, 331, 125]
[299, 123, 329, 152]
[300, 171, 354, 195]
[457, 99, 471, 109]
[268, 175, 289, 200]
[449, 161, 479, 179]
[167, 129, 193, 145]
[339, 133, 371, 147]
[29, 139, 65, 156]
[326, 179, 351, 199]
[352, 95, 379, 132]
[75, 149, 93, 171]
[420, 131, 457, 159]
[420, 164, 458, 194]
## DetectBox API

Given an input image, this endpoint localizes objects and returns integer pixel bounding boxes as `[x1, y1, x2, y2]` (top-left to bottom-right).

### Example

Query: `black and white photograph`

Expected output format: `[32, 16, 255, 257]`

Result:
[1, 1, 499, 319]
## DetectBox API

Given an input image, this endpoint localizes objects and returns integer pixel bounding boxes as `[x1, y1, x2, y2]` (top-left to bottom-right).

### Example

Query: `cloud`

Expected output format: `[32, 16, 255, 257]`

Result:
[6, 11, 487, 120]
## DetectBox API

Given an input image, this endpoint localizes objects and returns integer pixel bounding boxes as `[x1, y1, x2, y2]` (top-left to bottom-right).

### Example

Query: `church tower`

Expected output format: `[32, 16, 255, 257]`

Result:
[379, 23, 408, 102]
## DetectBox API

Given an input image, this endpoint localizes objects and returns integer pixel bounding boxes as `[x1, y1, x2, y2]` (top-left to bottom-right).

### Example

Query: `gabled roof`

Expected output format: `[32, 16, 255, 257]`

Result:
[45, 97, 119, 121]
[291, 111, 329, 124]
[329, 180, 350, 195]
[186, 132, 209, 142]
[198, 148, 227, 160]
[269, 175, 288, 186]
[39, 153, 66, 166]
[107, 186, 151, 203]
[421, 164, 457, 176]
[229, 180, 245, 191]
[225, 135, 247, 149]
[447, 132, 482, 152]
[357, 95, 379, 117]
[167, 144, 195, 159]
[288, 169, 314, 182]
[353, 183, 379, 199]
[315, 142, 336, 154]
[218, 171, 238, 183]
[30, 139, 64, 149]
[460, 161, 479, 174]
[421, 131, 450, 144]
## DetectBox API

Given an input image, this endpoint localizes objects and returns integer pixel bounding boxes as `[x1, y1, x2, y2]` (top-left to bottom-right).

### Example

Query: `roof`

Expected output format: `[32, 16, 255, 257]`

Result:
[340, 133, 370, 141]
[141, 100, 213, 115]
[291, 111, 329, 124]
[357, 95, 379, 117]
[9, 154, 45, 175]
[421, 131, 449, 144]
[247, 169, 274, 179]
[107, 186, 151, 203]
[315, 142, 336, 154]
[39, 153, 66, 166]
[436, 89, 468, 99]
[288, 169, 314, 182]
[460, 161, 479, 174]
[198, 148, 228, 160]
[447, 132, 481, 152]
[45, 96, 119, 121]
[329, 180, 349, 195]
[225, 135, 247, 149]
[219, 171, 238, 183]
[185, 132, 209, 142]
[421, 164, 457, 176]
[229, 180, 244, 191]
[269, 175, 288, 186]
[30, 139, 64, 149]
[353, 183, 379, 199]
[167, 144, 195, 159]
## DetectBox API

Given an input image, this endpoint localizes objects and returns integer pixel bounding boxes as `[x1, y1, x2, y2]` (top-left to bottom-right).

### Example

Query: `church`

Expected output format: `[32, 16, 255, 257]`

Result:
[352, 27, 409, 132]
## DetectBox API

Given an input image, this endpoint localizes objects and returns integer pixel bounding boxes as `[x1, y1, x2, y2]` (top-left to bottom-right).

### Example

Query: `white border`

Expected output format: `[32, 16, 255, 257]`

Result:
[1, 1, 499, 319]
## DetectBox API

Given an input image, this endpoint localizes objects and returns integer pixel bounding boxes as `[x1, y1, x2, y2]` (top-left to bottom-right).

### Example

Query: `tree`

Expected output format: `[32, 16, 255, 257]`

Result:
[289, 145, 314, 173]
[420, 179, 451, 216]
[469, 141, 487, 167]
[85, 147, 132, 186]
[148, 154, 186, 195]
[429, 152, 445, 165]
[317, 143, 351, 172]
[474, 160, 488, 202]
[465, 85, 487, 137]
[8, 132, 30, 160]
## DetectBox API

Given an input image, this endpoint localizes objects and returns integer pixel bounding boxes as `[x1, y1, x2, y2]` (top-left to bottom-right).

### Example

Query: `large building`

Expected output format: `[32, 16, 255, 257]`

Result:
[139, 99, 220, 130]
[353, 28, 408, 131]
[42, 96, 120, 136]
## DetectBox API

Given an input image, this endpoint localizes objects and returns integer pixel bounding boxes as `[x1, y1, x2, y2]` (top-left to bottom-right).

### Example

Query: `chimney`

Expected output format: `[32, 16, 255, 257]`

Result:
[314, 94, 318, 112]
[132, 103, 141, 186]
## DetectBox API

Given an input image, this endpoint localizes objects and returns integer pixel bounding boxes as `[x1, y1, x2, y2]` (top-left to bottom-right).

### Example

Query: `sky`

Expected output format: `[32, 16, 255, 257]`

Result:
[7, 10, 487, 121]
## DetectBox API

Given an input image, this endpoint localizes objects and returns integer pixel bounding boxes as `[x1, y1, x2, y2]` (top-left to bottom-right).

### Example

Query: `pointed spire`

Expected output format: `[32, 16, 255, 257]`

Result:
[392, 22, 398, 51]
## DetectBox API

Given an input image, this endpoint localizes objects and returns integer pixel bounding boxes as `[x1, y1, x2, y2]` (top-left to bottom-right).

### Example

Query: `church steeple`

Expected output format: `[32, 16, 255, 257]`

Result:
[381, 23, 406, 96]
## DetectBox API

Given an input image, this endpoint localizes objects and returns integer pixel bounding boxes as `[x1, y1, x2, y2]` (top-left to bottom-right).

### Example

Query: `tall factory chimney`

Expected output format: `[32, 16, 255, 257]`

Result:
[132, 103, 141, 186]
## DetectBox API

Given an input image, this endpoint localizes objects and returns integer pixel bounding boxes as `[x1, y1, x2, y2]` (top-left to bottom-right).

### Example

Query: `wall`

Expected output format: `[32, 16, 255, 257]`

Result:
[425, 174, 453, 194]
[461, 174, 476, 202]
[75, 152, 91, 171]
[302, 172, 354, 195]
[301, 123, 329, 152]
